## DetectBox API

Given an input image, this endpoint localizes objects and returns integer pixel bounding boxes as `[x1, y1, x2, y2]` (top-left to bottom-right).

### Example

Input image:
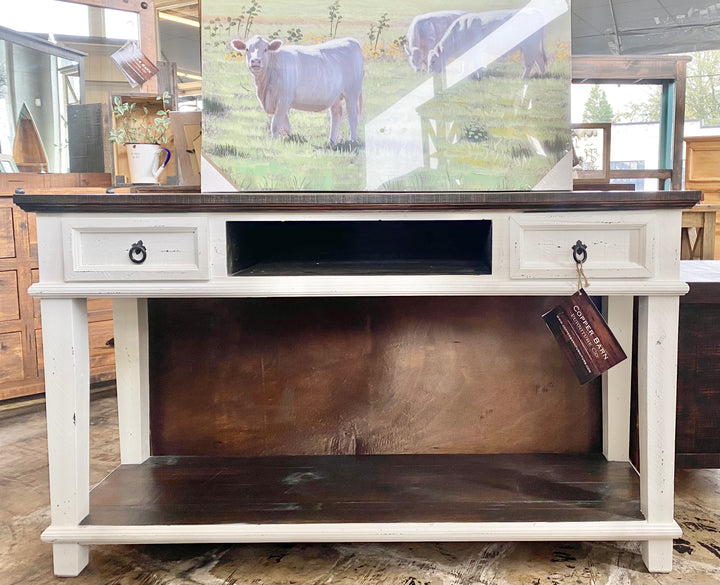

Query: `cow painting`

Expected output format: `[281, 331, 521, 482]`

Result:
[230, 35, 364, 146]
[427, 11, 547, 79]
[404, 10, 466, 72]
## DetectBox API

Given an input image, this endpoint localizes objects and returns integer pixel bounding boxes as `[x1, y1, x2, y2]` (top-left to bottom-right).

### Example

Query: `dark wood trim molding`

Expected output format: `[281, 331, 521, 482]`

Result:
[13, 190, 702, 213]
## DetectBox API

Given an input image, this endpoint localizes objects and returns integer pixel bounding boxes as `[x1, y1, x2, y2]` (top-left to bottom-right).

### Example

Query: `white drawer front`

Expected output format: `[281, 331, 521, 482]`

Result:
[509, 214, 657, 279]
[63, 218, 209, 281]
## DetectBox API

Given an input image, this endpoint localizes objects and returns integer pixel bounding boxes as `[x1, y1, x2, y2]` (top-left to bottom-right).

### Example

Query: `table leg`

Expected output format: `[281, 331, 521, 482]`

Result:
[637, 295, 680, 572]
[700, 211, 716, 260]
[602, 296, 633, 462]
[40, 298, 90, 577]
[113, 298, 150, 464]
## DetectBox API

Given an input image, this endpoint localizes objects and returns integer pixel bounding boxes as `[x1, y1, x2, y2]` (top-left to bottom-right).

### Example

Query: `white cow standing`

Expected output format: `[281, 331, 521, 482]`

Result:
[404, 10, 466, 72]
[231, 35, 364, 146]
[427, 11, 547, 80]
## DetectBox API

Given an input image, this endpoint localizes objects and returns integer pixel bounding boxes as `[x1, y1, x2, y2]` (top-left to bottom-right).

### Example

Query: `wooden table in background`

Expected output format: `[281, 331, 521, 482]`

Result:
[681, 204, 718, 260]
[684, 136, 720, 259]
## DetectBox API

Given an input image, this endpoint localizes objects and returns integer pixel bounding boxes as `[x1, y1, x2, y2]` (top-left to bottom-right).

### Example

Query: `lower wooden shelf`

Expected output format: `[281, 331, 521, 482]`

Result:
[82, 454, 643, 527]
[43, 454, 684, 547]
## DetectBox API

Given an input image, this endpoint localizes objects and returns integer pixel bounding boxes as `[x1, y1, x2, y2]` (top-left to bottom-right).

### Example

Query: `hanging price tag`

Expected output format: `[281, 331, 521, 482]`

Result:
[542, 289, 627, 384]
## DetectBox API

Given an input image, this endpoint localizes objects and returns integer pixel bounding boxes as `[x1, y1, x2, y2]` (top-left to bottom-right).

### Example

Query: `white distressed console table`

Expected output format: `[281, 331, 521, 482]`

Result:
[14, 190, 700, 577]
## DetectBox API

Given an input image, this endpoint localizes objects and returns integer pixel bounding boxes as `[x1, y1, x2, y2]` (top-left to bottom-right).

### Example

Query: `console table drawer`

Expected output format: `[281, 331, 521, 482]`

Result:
[509, 214, 657, 279]
[62, 218, 209, 281]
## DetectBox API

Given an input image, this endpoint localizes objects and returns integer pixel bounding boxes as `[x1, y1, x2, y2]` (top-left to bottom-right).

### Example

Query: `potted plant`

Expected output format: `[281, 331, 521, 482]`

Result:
[109, 92, 172, 184]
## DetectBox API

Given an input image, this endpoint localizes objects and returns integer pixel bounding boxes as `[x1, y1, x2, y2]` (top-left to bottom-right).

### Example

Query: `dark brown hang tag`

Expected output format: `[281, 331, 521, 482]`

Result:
[542, 289, 627, 384]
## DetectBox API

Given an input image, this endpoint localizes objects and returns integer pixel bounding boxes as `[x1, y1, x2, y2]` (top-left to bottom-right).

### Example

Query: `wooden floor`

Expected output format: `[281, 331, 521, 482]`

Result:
[1, 390, 719, 585]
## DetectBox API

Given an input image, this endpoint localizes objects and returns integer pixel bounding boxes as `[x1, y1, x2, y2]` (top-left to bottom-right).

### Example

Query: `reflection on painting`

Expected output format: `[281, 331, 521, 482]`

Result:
[201, 0, 571, 192]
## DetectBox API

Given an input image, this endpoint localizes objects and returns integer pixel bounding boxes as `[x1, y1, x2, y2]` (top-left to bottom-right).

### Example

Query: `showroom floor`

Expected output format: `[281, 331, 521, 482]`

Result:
[0, 390, 718, 585]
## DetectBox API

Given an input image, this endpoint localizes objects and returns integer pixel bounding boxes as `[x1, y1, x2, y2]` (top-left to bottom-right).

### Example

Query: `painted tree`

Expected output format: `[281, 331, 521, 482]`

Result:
[582, 85, 614, 123]
[328, 1, 342, 38]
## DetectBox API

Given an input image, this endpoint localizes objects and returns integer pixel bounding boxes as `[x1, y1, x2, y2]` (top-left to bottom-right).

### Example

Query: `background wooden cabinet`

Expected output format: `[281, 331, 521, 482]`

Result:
[676, 262, 720, 468]
[0, 175, 115, 402]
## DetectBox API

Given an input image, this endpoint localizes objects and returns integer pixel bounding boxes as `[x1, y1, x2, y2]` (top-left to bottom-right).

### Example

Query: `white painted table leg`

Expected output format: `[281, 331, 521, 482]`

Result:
[637, 295, 680, 573]
[113, 298, 150, 464]
[40, 298, 90, 577]
[602, 296, 633, 462]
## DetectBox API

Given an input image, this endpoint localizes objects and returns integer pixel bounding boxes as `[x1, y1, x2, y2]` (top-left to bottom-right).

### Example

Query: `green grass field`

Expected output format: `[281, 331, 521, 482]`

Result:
[201, 0, 571, 191]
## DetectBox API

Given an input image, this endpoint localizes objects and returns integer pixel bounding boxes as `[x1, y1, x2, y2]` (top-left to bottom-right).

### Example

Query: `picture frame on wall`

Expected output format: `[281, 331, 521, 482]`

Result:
[0, 154, 19, 173]
[201, 0, 573, 193]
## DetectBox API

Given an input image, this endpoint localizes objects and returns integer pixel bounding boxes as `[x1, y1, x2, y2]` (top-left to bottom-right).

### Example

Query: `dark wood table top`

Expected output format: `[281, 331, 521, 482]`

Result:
[13, 190, 701, 213]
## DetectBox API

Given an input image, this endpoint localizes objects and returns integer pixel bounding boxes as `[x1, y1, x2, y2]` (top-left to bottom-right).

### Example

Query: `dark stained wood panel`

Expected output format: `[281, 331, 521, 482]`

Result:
[149, 297, 602, 457]
[13, 190, 702, 213]
[676, 277, 720, 468]
[84, 454, 643, 526]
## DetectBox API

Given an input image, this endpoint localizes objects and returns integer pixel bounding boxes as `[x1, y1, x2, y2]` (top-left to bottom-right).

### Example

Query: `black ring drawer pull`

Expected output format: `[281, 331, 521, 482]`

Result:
[129, 240, 147, 264]
[572, 240, 587, 264]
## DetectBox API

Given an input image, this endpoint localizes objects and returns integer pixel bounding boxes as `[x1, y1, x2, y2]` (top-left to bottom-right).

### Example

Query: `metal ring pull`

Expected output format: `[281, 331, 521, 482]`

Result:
[572, 240, 587, 264]
[129, 240, 147, 264]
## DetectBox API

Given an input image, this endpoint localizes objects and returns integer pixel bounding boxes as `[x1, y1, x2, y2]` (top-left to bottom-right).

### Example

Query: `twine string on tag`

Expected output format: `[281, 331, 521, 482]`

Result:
[576, 261, 589, 292]
[571, 240, 589, 292]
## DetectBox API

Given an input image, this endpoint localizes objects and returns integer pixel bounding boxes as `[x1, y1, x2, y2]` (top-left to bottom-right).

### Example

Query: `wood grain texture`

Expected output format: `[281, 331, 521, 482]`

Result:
[83, 454, 643, 526]
[0, 194, 116, 401]
[148, 297, 602, 457]
[684, 137, 720, 259]
[572, 55, 691, 83]
[0, 173, 111, 196]
[0, 207, 15, 258]
[7, 392, 720, 585]
[0, 270, 20, 322]
[0, 331, 24, 384]
[676, 280, 720, 468]
[13, 190, 702, 213]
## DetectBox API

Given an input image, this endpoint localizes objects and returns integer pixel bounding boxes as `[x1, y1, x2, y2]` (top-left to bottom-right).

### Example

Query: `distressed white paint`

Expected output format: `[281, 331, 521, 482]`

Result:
[40, 298, 90, 576]
[509, 213, 657, 279]
[30, 206, 688, 576]
[113, 298, 150, 465]
[602, 295, 633, 462]
[61, 216, 209, 281]
[27, 279, 689, 299]
[637, 295, 681, 572]
[41, 519, 681, 545]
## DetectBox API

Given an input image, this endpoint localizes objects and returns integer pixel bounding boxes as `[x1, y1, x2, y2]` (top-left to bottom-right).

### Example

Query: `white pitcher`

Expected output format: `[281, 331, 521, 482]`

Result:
[125, 143, 171, 184]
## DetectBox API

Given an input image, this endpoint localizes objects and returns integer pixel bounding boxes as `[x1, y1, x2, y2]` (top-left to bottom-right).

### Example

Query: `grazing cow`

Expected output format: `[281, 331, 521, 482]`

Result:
[427, 11, 547, 80]
[404, 10, 466, 72]
[231, 35, 364, 145]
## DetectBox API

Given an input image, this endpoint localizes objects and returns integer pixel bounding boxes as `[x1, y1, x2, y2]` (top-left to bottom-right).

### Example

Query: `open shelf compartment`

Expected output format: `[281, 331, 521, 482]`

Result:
[226, 220, 492, 276]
